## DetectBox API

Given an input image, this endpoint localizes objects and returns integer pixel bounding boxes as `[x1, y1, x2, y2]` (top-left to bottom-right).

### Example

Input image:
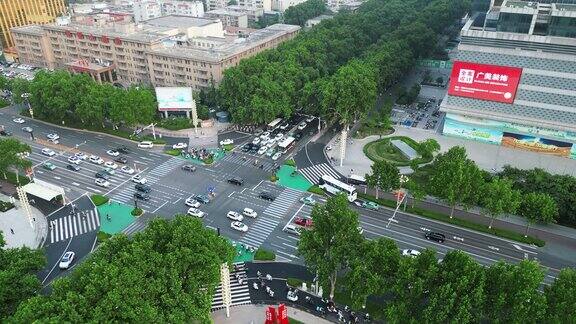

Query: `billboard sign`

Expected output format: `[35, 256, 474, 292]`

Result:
[155, 87, 194, 111]
[448, 61, 522, 104]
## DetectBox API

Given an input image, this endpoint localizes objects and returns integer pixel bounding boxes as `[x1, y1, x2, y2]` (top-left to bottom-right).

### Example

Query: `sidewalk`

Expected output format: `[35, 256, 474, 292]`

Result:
[212, 304, 332, 324]
[0, 193, 47, 248]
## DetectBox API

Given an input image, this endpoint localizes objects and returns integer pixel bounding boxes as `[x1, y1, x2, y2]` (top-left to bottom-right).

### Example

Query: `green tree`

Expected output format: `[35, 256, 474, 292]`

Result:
[545, 268, 576, 323]
[298, 194, 363, 300]
[76, 82, 108, 126]
[365, 160, 400, 199]
[0, 233, 46, 320]
[284, 0, 327, 26]
[418, 138, 440, 159]
[428, 147, 484, 218]
[0, 138, 32, 182]
[9, 78, 30, 105]
[483, 260, 546, 323]
[404, 177, 426, 208]
[518, 192, 558, 236]
[481, 177, 521, 229]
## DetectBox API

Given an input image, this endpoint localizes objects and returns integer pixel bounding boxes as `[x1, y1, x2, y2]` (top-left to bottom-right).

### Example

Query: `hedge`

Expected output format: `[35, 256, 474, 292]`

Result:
[307, 185, 325, 196]
[97, 231, 112, 243]
[2, 171, 30, 186]
[91, 194, 109, 206]
[254, 248, 276, 261]
[131, 207, 143, 216]
[165, 149, 181, 156]
[286, 277, 303, 287]
[0, 200, 15, 212]
[284, 159, 296, 167]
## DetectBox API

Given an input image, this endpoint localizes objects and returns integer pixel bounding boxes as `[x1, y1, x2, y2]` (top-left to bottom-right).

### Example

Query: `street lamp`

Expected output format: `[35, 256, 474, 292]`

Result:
[21, 93, 33, 119]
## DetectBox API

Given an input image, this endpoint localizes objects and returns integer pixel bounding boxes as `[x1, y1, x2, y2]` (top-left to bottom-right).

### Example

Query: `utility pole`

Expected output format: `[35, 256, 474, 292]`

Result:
[220, 263, 232, 317]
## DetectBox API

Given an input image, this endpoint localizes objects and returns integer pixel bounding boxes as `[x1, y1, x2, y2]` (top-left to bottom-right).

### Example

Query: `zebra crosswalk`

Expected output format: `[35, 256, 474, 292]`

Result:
[220, 153, 276, 172]
[212, 262, 251, 311]
[239, 188, 302, 248]
[49, 209, 100, 244]
[147, 158, 185, 178]
[298, 163, 341, 185]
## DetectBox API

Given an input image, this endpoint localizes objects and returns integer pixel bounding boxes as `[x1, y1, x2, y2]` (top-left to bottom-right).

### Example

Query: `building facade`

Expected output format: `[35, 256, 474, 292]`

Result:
[0, 0, 67, 50]
[440, 0, 576, 159]
[205, 10, 249, 28]
[133, 0, 205, 23]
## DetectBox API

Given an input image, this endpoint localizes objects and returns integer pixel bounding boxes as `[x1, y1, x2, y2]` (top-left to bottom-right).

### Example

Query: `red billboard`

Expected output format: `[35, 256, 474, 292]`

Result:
[278, 304, 288, 324]
[448, 61, 523, 104]
[265, 306, 277, 324]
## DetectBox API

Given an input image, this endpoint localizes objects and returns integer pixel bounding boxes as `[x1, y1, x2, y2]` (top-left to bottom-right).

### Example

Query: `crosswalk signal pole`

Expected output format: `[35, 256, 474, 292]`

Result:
[220, 263, 232, 317]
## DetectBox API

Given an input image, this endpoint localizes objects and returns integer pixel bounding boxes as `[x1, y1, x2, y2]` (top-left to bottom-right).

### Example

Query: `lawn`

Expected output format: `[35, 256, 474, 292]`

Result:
[363, 136, 433, 166]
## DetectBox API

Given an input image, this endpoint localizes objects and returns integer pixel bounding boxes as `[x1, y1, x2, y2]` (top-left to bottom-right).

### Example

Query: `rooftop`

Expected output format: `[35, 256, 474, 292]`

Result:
[503, 0, 538, 9]
[206, 9, 248, 17]
[145, 15, 220, 28]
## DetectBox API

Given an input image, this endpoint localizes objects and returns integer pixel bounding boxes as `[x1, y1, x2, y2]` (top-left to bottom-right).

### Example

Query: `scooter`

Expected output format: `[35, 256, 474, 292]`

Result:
[266, 274, 272, 281]
[252, 282, 259, 290]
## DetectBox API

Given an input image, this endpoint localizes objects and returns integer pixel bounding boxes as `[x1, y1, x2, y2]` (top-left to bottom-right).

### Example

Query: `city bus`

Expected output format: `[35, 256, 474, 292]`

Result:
[347, 174, 366, 185]
[278, 136, 295, 153]
[267, 118, 283, 130]
[318, 174, 357, 202]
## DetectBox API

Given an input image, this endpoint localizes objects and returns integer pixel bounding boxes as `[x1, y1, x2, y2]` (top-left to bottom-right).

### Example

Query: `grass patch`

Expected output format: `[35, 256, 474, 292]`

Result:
[202, 156, 214, 165]
[0, 200, 15, 212]
[286, 277, 304, 287]
[90, 194, 109, 206]
[0, 99, 10, 108]
[222, 144, 234, 151]
[157, 117, 194, 131]
[254, 248, 276, 261]
[2, 171, 30, 186]
[307, 185, 325, 196]
[131, 207, 143, 216]
[284, 159, 296, 167]
[165, 149, 181, 156]
[358, 192, 545, 247]
[96, 231, 112, 243]
[289, 318, 305, 324]
[363, 136, 433, 166]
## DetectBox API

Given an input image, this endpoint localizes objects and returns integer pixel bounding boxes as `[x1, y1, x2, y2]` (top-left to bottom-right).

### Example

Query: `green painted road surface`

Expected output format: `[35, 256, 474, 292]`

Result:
[97, 201, 136, 234]
[276, 165, 313, 191]
[178, 148, 226, 165]
[232, 241, 255, 263]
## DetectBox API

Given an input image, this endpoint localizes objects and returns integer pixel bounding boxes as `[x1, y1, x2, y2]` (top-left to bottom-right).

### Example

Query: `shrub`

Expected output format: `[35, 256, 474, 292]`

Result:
[254, 248, 276, 261]
[97, 231, 112, 243]
[203, 156, 214, 165]
[91, 194, 109, 206]
[307, 185, 325, 196]
[222, 144, 234, 151]
[0, 200, 15, 212]
[0, 98, 10, 108]
[3, 171, 30, 186]
[270, 174, 278, 182]
[286, 277, 303, 287]
[131, 208, 143, 216]
[284, 159, 296, 167]
[165, 149, 181, 156]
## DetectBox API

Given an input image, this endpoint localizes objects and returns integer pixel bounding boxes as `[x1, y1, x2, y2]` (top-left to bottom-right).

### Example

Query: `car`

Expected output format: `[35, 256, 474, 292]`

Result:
[68, 156, 80, 164]
[66, 164, 81, 171]
[75, 152, 87, 160]
[106, 149, 120, 157]
[272, 152, 282, 161]
[287, 289, 298, 302]
[95, 178, 110, 188]
[249, 146, 259, 154]
[138, 141, 153, 148]
[116, 145, 130, 154]
[58, 251, 75, 269]
[172, 142, 188, 149]
[260, 131, 270, 140]
[259, 191, 276, 201]
[283, 224, 301, 236]
[95, 171, 109, 180]
[89, 155, 104, 164]
[13, 117, 25, 124]
[104, 161, 118, 169]
[300, 196, 316, 206]
[227, 177, 244, 186]
[21, 126, 33, 133]
[260, 137, 269, 146]
[193, 194, 210, 204]
[242, 208, 258, 218]
[297, 122, 307, 130]
[132, 175, 147, 184]
[47, 133, 60, 140]
[185, 197, 201, 208]
[241, 144, 251, 152]
[425, 232, 446, 243]
[187, 207, 206, 218]
[219, 138, 234, 146]
[252, 137, 261, 145]
[266, 148, 275, 157]
[294, 133, 303, 141]
[227, 211, 244, 221]
[362, 201, 379, 210]
[181, 164, 196, 172]
[294, 217, 314, 228]
[103, 167, 115, 175]
[0, 130, 12, 136]
[267, 137, 277, 145]
[275, 133, 284, 141]
[135, 183, 151, 193]
[41, 148, 56, 156]
[134, 192, 150, 201]
[231, 221, 248, 232]
[305, 116, 314, 123]
[47, 138, 59, 145]
[257, 146, 268, 155]
[115, 156, 128, 164]
[402, 249, 421, 257]
[120, 166, 135, 174]
[42, 162, 56, 170]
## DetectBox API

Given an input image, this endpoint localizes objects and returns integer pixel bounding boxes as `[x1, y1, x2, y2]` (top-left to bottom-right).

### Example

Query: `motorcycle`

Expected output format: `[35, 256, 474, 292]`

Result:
[252, 282, 259, 290]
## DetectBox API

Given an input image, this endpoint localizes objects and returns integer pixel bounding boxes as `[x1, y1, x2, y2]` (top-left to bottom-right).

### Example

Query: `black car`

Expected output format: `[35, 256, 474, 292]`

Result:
[115, 156, 128, 164]
[95, 171, 109, 180]
[228, 177, 244, 186]
[134, 192, 150, 201]
[241, 144, 252, 152]
[259, 191, 276, 201]
[116, 145, 130, 154]
[193, 194, 210, 204]
[135, 183, 151, 193]
[249, 145, 259, 154]
[66, 164, 81, 171]
[182, 164, 197, 172]
[0, 130, 12, 136]
[425, 232, 446, 243]
[294, 132, 302, 141]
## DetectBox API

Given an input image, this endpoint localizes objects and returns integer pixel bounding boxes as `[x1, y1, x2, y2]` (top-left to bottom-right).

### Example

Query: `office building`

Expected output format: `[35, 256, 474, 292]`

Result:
[0, 0, 67, 50]
[440, 0, 576, 159]
[205, 9, 249, 28]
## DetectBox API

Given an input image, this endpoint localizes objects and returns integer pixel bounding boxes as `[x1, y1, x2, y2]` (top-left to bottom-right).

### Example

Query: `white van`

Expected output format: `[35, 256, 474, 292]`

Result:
[138, 141, 153, 148]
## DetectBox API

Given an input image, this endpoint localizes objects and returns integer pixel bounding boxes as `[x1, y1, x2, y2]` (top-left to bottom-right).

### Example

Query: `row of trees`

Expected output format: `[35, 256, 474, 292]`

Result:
[8, 217, 234, 322]
[298, 194, 576, 322]
[283, 0, 327, 26]
[0, 138, 31, 183]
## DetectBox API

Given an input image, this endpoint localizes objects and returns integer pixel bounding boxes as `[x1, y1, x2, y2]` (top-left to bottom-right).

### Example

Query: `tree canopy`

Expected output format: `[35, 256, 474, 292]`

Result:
[0, 138, 32, 181]
[283, 0, 327, 26]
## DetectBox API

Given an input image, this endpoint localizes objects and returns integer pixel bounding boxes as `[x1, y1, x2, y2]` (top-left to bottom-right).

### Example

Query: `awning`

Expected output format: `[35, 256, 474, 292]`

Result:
[22, 182, 62, 201]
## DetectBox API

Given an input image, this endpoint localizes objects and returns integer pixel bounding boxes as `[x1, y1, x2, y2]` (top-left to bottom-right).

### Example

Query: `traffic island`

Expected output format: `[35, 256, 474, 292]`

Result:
[177, 148, 226, 165]
[276, 165, 313, 191]
[97, 201, 136, 234]
[232, 241, 256, 263]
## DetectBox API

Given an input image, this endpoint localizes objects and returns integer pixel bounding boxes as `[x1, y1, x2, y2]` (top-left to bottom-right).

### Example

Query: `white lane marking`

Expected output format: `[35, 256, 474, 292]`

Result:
[152, 201, 168, 213]
[512, 243, 538, 254]
[253, 180, 264, 191]
[488, 246, 500, 251]
[72, 182, 80, 186]
[228, 191, 235, 198]
[388, 218, 398, 223]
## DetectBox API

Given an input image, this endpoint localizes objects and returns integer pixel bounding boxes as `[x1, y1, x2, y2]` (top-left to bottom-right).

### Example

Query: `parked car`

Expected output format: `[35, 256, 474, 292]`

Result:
[283, 224, 301, 236]
[115, 156, 128, 164]
[134, 192, 150, 201]
[272, 152, 282, 161]
[75, 152, 87, 160]
[59, 251, 75, 269]
[231, 221, 248, 232]
[116, 146, 130, 154]
[95, 178, 110, 188]
[135, 183, 151, 193]
[95, 171, 109, 180]
[121, 166, 135, 174]
[106, 149, 120, 157]
[187, 207, 205, 218]
[300, 196, 316, 206]
[47, 133, 60, 140]
[185, 197, 201, 208]
[132, 175, 147, 184]
[192, 194, 210, 204]
[402, 249, 421, 257]
[425, 232, 446, 243]
[252, 137, 261, 145]
[21, 126, 33, 133]
[172, 142, 188, 149]
[294, 217, 314, 228]
[104, 161, 118, 170]
[89, 155, 104, 164]
[13, 117, 25, 124]
[68, 156, 81, 164]
[220, 139, 234, 146]
[297, 122, 307, 130]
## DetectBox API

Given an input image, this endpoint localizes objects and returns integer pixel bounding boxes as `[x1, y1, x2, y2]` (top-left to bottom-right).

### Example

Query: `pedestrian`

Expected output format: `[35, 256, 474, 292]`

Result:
[10, 228, 14, 234]
[33, 217, 36, 222]
[107, 214, 111, 221]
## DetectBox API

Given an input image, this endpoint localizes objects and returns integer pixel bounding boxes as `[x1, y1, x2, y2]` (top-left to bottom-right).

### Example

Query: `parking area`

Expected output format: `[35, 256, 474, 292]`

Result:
[392, 97, 444, 132]
[1, 62, 38, 82]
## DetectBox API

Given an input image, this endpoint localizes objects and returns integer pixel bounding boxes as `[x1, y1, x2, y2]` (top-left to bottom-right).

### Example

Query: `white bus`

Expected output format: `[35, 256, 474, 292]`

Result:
[347, 174, 366, 185]
[318, 174, 357, 202]
[278, 136, 295, 153]
[267, 118, 283, 130]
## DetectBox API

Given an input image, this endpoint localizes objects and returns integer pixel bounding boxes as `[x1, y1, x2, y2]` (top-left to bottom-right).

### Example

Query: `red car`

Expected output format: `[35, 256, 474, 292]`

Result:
[294, 217, 314, 228]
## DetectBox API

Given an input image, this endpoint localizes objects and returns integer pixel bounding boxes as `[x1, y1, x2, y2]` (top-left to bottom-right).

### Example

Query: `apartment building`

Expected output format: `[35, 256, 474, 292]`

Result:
[0, 0, 67, 50]
[133, 0, 205, 23]
[226, 5, 265, 23]
[272, 0, 307, 12]
[11, 15, 300, 89]
[205, 9, 249, 28]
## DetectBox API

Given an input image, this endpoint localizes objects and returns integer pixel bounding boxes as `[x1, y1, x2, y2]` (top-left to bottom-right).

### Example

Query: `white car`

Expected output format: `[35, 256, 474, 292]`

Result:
[297, 122, 307, 130]
[138, 141, 153, 148]
[272, 152, 282, 161]
[47, 133, 60, 140]
[74, 152, 87, 160]
[67, 156, 81, 164]
[242, 208, 257, 218]
[95, 178, 110, 188]
[132, 175, 147, 184]
[58, 251, 75, 269]
[266, 142, 275, 149]
[187, 207, 205, 218]
[275, 133, 284, 141]
[41, 148, 56, 156]
[219, 139, 234, 146]
[402, 249, 421, 258]
[260, 138, 269, 146]
[120, 166, 135, 174]
[284, 224, 301, 236]
[227, 211, 244, 222]
[104, 161, 118, 170]
[185, 197, 201, 208]
[260, 132, 270, 140]
[106, 149, 120, 157]
[287, 289, 298, 302]
[252, 137, 261, 145]
[13, 118, 25, 124]
[231, 221, 248, 232]
[172, 142, 188, 149]
[257, 146, 267, 155]
[89, 155, 104, 164]
[305, 116, 314, 123]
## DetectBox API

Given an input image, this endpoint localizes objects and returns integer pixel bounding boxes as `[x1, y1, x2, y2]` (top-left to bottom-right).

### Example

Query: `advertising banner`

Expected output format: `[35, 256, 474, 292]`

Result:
[278, 304, 289, 324]
[265, 306, 277, 324]
[501, 132, 573, 157]
[155, 87, 194, 111]
[442, 115, 503, 144]
[448, 61, 522, 104]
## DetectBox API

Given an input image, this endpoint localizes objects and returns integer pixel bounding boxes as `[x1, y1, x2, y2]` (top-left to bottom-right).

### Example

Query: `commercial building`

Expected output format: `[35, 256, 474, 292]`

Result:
[440, 0, 576, 159]
[205, 9, 249, 28]
[11, 14, 300, 89]
[0, 0, 67, 50]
